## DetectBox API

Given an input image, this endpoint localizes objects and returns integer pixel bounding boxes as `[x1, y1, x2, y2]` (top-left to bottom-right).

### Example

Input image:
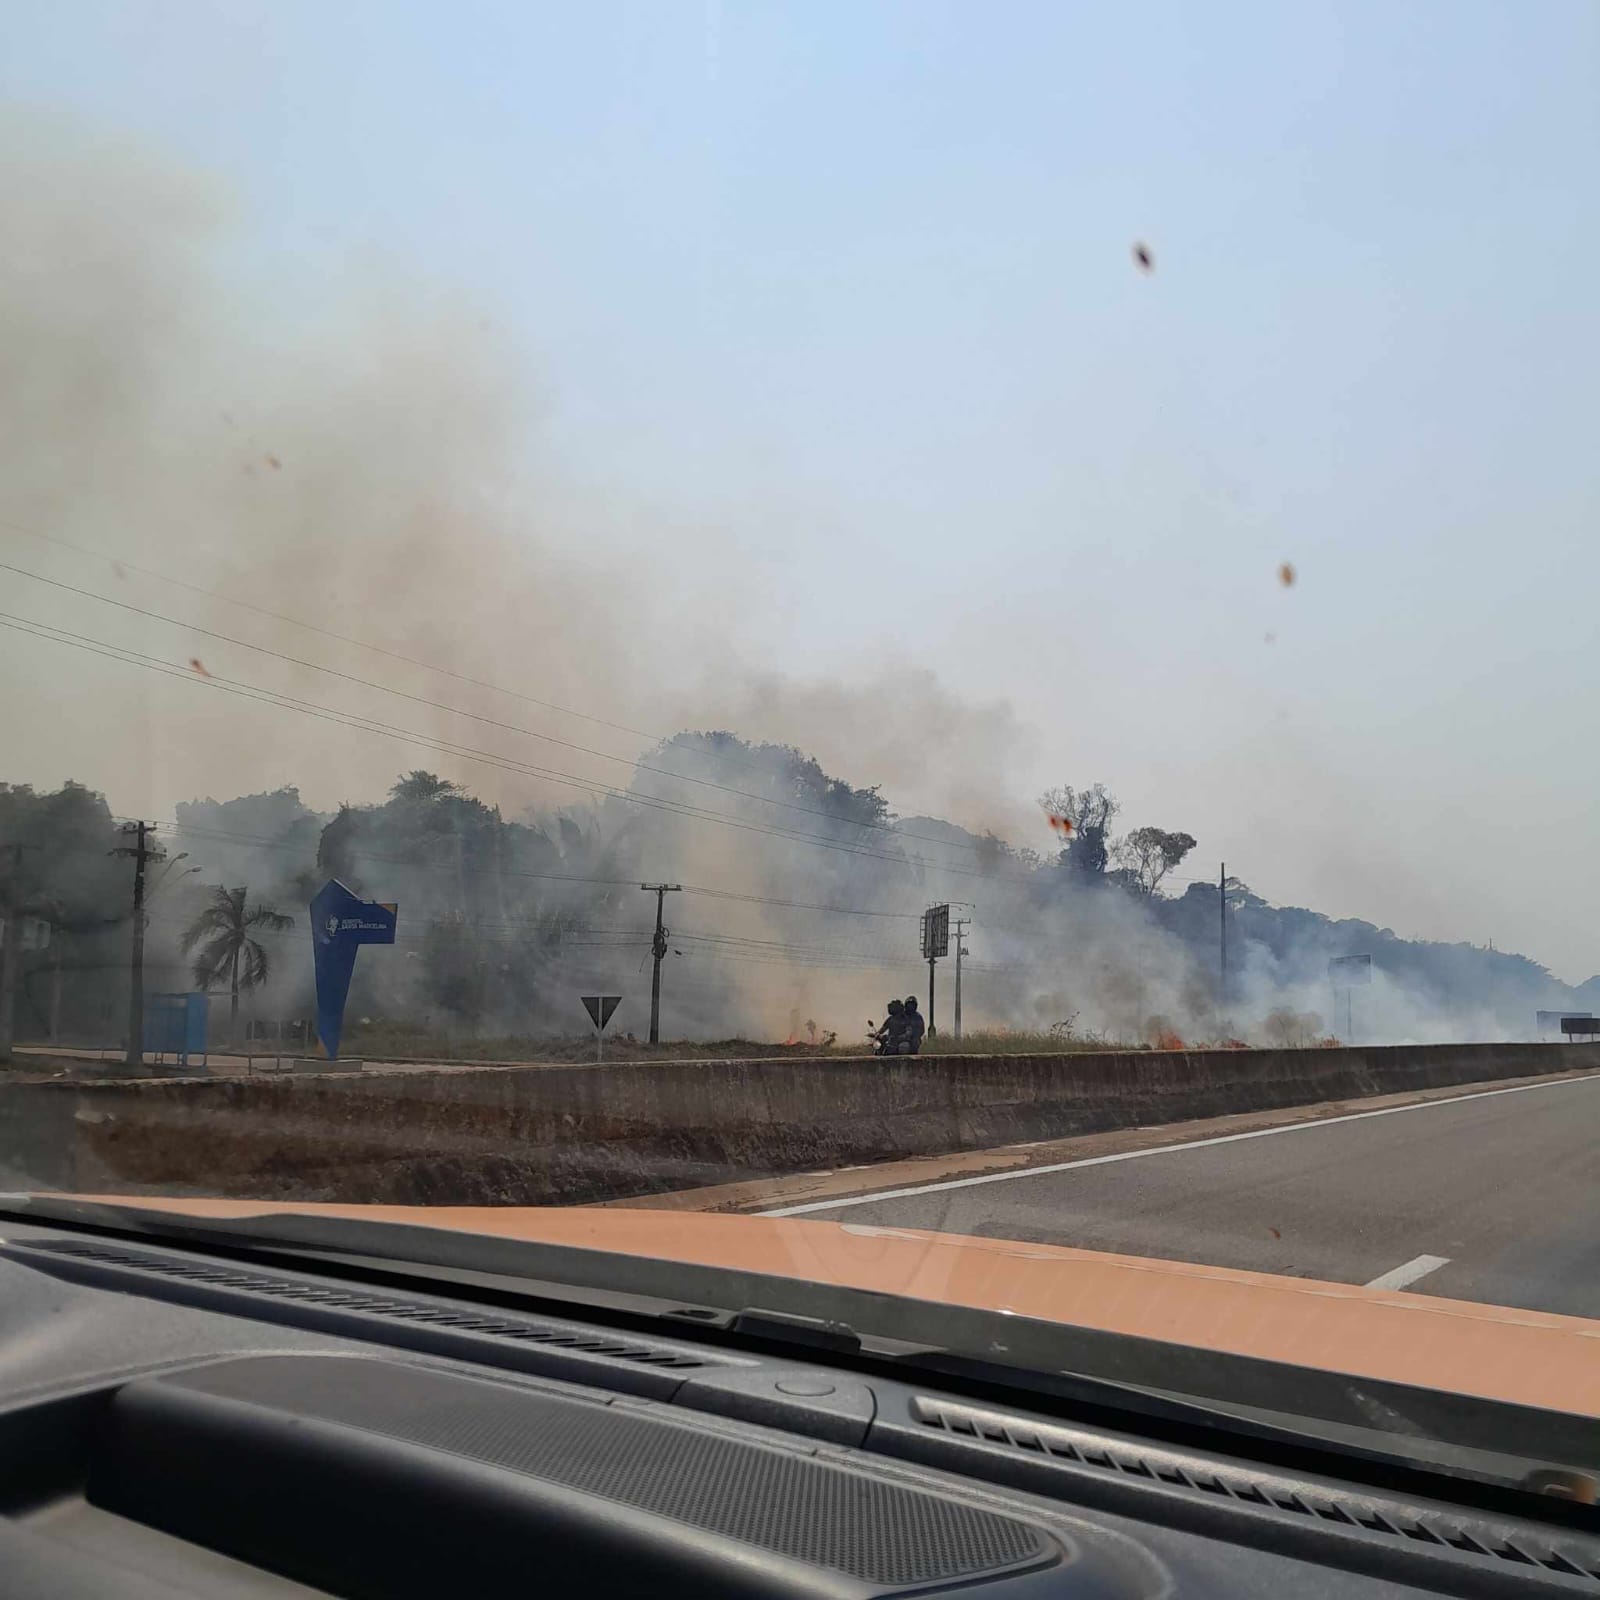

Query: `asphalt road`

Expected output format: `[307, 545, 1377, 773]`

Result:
[775, 1074, 1600, 1318]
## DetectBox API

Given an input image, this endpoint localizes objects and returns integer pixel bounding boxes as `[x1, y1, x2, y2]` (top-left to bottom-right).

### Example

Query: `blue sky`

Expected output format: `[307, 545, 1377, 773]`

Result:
[3, 2, 1598, 975]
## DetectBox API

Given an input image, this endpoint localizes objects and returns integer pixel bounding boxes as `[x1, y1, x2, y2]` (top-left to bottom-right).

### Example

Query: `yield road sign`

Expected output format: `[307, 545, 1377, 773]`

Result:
[582, 995, 622, 1031]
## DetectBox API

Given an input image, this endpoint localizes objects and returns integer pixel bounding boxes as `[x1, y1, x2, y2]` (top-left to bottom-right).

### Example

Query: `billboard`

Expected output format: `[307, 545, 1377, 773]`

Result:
[1328, 954, 1372, 987]
[921, 904, 950, 960]
[1537, 1009, 1590, 1032]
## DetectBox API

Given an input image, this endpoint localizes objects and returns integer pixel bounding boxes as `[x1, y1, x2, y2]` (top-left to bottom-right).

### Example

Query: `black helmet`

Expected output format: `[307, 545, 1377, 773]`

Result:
[886, 999, 904, 1014]
[904, 996, 919, 1011]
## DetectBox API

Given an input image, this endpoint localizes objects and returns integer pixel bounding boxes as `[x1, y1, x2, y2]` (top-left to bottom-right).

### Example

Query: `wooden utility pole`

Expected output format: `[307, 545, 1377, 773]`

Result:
[115, 822, 165, 1069]
[640, 883, 681, 1045]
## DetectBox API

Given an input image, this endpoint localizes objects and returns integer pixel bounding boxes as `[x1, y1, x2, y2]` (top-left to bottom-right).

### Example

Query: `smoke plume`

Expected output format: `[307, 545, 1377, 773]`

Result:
[1, 117, 1583, 1049]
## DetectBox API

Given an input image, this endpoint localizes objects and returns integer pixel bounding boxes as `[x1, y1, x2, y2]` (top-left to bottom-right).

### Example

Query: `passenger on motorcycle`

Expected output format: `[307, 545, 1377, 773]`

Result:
[901, 996, 926, 1054]
[871, 999, 906, 1055]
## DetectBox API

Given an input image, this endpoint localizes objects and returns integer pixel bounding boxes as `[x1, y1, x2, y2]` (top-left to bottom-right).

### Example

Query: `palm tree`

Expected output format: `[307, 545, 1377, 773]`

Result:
[180, 885, 295, 1040]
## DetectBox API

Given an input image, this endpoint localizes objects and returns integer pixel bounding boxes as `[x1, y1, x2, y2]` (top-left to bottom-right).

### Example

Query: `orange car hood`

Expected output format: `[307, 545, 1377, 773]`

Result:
[46, 1196, 1600, 1419]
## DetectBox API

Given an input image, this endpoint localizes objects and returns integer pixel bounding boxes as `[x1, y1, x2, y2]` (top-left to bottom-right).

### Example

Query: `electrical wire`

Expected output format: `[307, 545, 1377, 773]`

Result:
[0, 609, 1044, 884]
[2, 555, 1004, 865]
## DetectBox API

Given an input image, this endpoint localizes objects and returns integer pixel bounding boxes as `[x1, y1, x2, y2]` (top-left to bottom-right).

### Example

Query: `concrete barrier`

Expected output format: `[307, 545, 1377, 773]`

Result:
[1, 1041, 1594, 1206]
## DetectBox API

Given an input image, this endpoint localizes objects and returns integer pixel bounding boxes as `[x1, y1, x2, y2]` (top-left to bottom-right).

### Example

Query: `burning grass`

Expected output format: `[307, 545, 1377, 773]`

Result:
[341, 1020, 859, 1064]
[340, 1019, 1143, 1063]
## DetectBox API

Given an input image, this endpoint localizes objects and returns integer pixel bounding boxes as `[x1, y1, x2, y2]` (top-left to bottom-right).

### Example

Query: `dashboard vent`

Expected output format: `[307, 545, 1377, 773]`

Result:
[17, 1239, 710, 1370]
[914, 1396, 1600, 1586]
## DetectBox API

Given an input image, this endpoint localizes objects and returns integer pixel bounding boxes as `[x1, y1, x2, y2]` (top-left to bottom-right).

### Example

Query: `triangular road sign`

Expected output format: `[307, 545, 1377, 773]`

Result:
[581, 994, 622, 1031]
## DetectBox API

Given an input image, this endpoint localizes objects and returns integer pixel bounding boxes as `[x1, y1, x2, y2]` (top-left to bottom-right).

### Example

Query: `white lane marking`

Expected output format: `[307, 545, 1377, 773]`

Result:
[1364, 1254, 1451, 1291]
[758, 1071, 1600, 1216]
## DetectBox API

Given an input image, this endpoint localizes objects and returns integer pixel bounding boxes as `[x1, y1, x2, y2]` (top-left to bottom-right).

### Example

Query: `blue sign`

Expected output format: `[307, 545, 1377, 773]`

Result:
[144, 992, 209, 1066]
[310, 879, 397, 1059]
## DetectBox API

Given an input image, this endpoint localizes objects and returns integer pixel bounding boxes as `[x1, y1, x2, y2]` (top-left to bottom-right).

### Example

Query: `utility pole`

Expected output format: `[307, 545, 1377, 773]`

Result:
[0, 843, 21, 1058]
[115, 822, 166, 1069]
[1218, 861, 1227, 1012]
[640, 883, 681, 1046]
[951, 917, 970, 1041]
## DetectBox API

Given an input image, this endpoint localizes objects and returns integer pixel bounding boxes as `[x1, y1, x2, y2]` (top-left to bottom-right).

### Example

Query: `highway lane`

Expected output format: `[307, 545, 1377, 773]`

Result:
[768, 1074, 1600, 1318]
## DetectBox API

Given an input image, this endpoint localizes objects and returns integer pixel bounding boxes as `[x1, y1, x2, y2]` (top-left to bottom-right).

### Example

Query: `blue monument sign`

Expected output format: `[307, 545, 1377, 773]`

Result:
[310, 879, 397, 1060]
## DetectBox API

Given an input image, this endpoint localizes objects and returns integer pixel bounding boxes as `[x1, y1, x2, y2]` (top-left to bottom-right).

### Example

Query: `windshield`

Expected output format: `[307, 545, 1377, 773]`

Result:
[2, 0, 1597, 1478]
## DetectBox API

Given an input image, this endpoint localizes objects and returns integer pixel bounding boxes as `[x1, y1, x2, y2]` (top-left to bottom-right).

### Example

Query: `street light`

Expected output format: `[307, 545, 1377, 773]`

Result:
[148, 860, 201, 898]
[148, 852, 188, 889]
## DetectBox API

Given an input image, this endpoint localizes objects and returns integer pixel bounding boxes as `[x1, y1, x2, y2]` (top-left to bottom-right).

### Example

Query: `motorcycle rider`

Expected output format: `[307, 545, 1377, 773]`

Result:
[901, 995, 926, 1054]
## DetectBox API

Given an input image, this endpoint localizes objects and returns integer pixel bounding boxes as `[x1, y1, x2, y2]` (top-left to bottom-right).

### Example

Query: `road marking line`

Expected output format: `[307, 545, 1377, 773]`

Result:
[1365, 1254, 1451, 1291]
[758, 1071, 1600, 1217]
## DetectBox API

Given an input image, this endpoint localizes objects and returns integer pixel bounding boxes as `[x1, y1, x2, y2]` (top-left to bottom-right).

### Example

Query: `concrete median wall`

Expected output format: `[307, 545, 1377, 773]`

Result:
[2, 1041, 1595, 1206]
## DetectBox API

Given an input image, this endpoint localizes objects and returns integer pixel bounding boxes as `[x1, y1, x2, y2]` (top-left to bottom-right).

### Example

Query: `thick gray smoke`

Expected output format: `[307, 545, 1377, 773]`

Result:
[2, 117, 1584, 1049]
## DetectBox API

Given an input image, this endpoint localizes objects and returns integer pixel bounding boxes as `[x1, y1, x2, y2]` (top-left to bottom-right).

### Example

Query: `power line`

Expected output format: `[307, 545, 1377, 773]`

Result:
[3, 545, 1001, 865]
[0, 611, 1044, 884]
[1, 518, 683, 748]
[0, 612, 868, 854]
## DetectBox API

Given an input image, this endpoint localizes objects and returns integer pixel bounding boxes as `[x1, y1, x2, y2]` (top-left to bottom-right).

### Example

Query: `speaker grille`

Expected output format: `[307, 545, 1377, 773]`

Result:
[161, 1357, 1054, 1587]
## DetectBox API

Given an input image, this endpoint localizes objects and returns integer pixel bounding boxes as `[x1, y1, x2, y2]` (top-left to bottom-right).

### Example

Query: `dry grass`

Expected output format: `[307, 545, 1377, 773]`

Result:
[338, 1019, 1142, 1063]
[340, 1020, 845, 1064]
[917, 1028, 1122, 1055]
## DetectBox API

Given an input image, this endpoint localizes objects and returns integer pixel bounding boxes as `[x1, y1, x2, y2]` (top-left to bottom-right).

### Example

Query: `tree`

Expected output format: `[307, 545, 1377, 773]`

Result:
[390, 771, 460, 804]
[1038, 784, 1120, 877]
[180, 885, 295, 1039]
[1115, 827, 1198, 897]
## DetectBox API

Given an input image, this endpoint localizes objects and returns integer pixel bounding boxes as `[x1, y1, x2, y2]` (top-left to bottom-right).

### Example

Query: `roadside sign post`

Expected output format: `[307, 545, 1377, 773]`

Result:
[921, 904, 949, 1039]
[582, 994, 622, 1062]
[1328, 954, 1372, 1045]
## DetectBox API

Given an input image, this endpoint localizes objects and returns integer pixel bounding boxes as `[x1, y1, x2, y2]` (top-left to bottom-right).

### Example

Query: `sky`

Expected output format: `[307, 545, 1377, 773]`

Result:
[1, 1, 1597, 977]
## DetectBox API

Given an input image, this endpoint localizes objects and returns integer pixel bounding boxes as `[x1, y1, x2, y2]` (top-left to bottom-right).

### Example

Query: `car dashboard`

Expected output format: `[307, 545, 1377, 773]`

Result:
[0, 1215, 1596, 1598]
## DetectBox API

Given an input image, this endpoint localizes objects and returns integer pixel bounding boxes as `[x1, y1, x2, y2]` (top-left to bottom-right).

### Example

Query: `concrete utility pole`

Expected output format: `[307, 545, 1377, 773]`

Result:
[951, 917, 970, 1041]
[0, 843, 22, 1058]
[1218, 861, 1227, 1011]
[640, 883, 681, 1045]
[115, 821, 166, 1069]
